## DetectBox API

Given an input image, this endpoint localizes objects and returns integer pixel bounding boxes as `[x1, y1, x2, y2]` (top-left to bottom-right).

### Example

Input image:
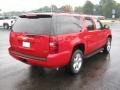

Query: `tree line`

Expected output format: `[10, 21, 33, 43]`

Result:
[2, 0, 120, 18]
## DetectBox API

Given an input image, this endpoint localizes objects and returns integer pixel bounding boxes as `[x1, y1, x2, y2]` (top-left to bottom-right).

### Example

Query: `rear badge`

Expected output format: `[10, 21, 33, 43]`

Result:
[23, 42, 30, 48]
[22, 37, 28, 41]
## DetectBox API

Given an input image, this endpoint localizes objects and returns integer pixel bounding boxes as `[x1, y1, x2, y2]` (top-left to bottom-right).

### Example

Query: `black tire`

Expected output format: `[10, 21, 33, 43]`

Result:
[4, 24, 9, 29]
[103, 38, 111, 54]
[67, 49, 83, 74]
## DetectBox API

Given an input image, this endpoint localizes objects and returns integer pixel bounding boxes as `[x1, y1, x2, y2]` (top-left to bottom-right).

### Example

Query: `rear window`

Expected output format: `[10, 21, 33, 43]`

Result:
[13, 15, 53, 35]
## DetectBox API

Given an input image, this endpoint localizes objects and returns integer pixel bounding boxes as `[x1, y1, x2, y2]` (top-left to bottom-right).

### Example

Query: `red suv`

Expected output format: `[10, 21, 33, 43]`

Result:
[9, 13, 112, 74]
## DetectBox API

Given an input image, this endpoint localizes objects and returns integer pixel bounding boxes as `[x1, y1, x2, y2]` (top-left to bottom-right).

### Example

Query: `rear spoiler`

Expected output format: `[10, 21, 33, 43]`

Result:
[19, 14, 52, 19]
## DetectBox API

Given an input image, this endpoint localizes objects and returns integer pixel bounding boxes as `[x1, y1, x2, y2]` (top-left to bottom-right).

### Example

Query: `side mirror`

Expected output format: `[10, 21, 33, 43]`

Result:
[103, 24, 110, 29]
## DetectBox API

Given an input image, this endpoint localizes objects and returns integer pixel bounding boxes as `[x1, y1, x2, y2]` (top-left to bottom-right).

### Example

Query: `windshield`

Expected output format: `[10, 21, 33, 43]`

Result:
[13, 15, 53, 35]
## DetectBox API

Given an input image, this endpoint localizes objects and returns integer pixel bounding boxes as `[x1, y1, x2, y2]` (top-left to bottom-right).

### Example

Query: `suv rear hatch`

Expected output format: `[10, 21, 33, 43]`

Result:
[10, 14, 54, 59]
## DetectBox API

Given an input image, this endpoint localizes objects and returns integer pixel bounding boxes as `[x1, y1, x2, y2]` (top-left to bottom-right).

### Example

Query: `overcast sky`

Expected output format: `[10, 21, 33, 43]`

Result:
[0, 0, 120, 12]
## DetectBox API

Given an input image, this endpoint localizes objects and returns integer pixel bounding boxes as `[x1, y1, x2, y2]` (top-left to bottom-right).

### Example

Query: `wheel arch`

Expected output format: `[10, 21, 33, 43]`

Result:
[67, 43, 85, 74]
[108, 35, 112, 39]
[3, 23, 9, 26]
[72, 43, 85, 55]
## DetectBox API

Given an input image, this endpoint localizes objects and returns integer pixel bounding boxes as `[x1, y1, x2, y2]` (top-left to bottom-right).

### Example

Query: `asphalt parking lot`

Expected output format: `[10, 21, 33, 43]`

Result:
[0, 23, 120, 90]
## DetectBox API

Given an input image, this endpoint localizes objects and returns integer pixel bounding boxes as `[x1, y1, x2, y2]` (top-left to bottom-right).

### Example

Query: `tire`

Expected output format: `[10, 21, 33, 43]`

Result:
[4, 24, 9, 29]
[67, 49, 83, 74]
[103, 38, 111, 54]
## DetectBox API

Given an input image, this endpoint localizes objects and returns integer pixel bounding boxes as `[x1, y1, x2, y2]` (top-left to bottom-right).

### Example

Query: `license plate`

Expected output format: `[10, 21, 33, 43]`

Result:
[23, 42, 30, 48]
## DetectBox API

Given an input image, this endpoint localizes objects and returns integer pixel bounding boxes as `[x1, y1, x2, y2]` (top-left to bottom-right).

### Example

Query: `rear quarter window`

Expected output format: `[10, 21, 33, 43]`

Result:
[85, 17, 94, 31]
[55, 15, 82, 35]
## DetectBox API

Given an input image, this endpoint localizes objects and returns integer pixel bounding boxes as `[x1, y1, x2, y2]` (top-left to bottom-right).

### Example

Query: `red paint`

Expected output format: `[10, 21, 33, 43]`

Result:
[9, 13, 112, 68]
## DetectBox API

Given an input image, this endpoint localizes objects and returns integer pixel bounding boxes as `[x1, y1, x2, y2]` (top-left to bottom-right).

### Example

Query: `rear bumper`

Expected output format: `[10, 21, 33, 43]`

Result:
[9, 47, 71, 68]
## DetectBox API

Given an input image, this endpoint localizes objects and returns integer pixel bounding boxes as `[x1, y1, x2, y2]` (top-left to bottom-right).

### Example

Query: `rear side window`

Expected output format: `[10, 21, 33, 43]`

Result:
[55, 16, 82, 35]
[13, 15, 53, 35]
[85, 17, 94, 31]
[0, 17, 5, 20]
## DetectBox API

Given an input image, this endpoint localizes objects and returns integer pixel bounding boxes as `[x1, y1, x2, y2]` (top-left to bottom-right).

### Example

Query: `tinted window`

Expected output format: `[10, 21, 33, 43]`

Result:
[85, 18, 94, 31]
[95, 20, 103, 30]
[0, 17, 5, 20]
[55, 16, 82, 35]
[13, 15, 53, 35]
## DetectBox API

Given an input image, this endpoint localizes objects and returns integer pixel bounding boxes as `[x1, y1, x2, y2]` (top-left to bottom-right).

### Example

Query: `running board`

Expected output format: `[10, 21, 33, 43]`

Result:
[83, 48, 104, 59]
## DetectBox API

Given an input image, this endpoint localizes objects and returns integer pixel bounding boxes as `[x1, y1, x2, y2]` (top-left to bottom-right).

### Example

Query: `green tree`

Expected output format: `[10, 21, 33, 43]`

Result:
[83, 0, 94, 15]
[42, 6, 51, 12]
[34, 8, 43, 12]
[59, 6, 64, 12]
[74, 6, 82, 13]
[99, 0, 116, 18]
[59, 5, 73, 12]
[115, 3, 120, 18]
[51, 5, 58, 12]
[35, 6, 51, 12]
[94, 5, 102, 15]
[111, 1, 120, 18]
[64, 5, 73, 12]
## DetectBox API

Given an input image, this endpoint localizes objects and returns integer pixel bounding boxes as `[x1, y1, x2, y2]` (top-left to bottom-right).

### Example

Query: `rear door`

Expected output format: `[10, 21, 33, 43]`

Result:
[84, 17, 98, 54]
[54, 15, 83, 62]
[10, 15, 53, 58]
[94, 19, 106, 49]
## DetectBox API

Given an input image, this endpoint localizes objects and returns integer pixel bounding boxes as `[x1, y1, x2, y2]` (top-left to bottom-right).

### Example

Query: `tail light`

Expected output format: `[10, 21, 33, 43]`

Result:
[10, 32, 15, 45]
[49, 36, 58, 54]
